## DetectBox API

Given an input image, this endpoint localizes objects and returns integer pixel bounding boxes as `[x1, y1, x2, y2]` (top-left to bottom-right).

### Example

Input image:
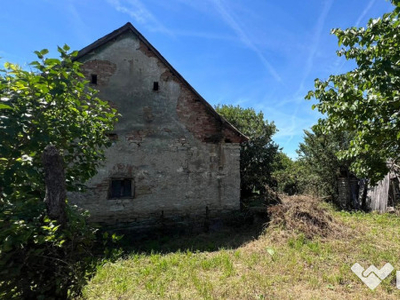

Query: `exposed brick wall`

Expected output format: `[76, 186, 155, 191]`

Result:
[140, 43, 245, 145]
[125, 129, 155, 146]
[176, 86, 243, 143]
[138, 40, 157, 58]
[81, 59, 117, 87]
[160, 69, 178, 83]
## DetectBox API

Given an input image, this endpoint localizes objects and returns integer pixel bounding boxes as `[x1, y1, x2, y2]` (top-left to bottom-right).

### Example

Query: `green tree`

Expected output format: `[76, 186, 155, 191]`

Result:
[272, 152, 309, 195]
[215, 104, 279, 197]
[306, 1, 400, 184]
[271, 152, 296, 194]
[297, 127, 353, 201]
[0, 46, 117, 298]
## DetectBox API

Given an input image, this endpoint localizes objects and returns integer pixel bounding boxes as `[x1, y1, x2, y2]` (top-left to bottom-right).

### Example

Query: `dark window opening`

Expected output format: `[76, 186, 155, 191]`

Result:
[109, 179, 133, 199]
[153, 81, 159, 91]
[91, 74, 98, 84]
[106, 133, 118, 141]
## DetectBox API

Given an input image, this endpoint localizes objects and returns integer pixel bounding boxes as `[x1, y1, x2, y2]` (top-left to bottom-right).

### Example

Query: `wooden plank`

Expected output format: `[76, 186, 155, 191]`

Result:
[367, 174, 390, 213]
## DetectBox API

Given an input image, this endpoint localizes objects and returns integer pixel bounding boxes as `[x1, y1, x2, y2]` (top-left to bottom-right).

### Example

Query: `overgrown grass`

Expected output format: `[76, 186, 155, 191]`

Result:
[82, 197, 400, 299]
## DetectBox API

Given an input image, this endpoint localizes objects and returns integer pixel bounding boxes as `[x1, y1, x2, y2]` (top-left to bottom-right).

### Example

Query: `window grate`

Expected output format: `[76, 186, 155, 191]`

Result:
[109, 179, 133, 199]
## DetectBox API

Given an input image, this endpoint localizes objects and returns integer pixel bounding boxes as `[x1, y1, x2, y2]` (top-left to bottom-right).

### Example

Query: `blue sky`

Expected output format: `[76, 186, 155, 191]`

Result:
[0, 0, 395, 158]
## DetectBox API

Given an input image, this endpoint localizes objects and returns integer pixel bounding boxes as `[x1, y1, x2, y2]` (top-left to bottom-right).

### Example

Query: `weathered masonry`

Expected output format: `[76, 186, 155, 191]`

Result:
[69, 23, 247, 225]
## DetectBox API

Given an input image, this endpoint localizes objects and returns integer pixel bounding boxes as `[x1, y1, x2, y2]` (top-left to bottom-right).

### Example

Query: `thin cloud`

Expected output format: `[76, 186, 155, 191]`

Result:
[209, 0, 282, 82]
[253, 102, 319, 157]
[106, 0, 172, 35]
[285, 0, 333, 148]
[65, 2, 92, 45]
[356, 0, 376, 27]
[173, 29, 237, 42]
[298, 0, 334, 93]
[329, 0, 376, 77]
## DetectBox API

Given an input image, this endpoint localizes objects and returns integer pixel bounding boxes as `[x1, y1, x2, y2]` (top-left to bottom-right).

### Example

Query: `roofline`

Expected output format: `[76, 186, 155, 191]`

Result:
[75, 22, 248, 143]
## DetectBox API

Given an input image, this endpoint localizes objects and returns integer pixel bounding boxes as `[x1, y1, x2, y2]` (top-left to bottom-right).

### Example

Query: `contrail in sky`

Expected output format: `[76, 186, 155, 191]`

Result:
[210, 0, 282, 82]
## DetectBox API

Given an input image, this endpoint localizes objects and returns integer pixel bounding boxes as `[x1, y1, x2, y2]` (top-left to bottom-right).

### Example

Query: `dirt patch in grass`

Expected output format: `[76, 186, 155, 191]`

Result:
[267, 195, 346, 239]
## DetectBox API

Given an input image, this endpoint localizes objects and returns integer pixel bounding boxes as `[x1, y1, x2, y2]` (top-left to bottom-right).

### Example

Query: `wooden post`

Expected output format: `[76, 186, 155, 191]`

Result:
[42, 145, 67, 226]
[359, 179, 368, 212]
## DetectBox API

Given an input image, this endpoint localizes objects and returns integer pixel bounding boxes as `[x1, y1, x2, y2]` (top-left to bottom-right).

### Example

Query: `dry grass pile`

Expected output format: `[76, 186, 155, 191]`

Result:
[267, 195, 343, 239]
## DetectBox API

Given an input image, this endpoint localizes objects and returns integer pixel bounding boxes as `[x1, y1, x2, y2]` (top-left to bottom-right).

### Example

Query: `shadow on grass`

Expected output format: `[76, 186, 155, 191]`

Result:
[100, 212, 269, 255]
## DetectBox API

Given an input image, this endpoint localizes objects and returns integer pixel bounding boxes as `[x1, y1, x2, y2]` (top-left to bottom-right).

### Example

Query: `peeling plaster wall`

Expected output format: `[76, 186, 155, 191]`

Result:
[69, 32, 241, 224]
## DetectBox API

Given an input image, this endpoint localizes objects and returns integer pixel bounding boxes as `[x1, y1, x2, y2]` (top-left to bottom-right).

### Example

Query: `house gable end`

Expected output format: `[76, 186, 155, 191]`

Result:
[69, 24, 245, 224]
[76, 22, 247, 144]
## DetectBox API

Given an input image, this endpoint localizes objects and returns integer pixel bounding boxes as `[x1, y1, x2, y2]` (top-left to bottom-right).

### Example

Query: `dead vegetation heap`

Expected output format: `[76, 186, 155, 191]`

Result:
[267, 195, 343, 239]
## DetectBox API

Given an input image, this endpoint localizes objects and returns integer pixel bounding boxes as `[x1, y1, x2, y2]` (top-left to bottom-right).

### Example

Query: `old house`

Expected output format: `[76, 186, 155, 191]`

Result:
[69, 23, 247, 225]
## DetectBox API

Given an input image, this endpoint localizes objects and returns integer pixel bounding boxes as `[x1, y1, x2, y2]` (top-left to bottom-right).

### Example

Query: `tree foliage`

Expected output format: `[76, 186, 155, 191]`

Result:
[271, 152, 296, 195]
[297, 127, 354, 200]
[272, 152, 310, 196]
[0, 45, 117, 198]
[0, 46, 117, 298]
[215, 104, 279, 196]
[306, 1, 400, 184]
[272, 127, 353, 202]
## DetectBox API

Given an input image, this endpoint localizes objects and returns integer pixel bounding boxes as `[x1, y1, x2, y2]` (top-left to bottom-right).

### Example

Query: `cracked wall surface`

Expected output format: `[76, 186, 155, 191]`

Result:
[69, 31, 242, 224]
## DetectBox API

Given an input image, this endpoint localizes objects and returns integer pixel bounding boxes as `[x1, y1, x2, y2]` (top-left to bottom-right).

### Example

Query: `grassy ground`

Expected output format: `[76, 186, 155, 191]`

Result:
[82, 196, 400, 299]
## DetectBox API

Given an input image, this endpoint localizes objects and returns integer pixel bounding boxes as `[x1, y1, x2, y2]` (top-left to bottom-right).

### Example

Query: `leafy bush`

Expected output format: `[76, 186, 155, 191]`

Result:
[0, 46, 118, 298]
[0, 198, 97, 299]
[0, 45, 117, 195]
